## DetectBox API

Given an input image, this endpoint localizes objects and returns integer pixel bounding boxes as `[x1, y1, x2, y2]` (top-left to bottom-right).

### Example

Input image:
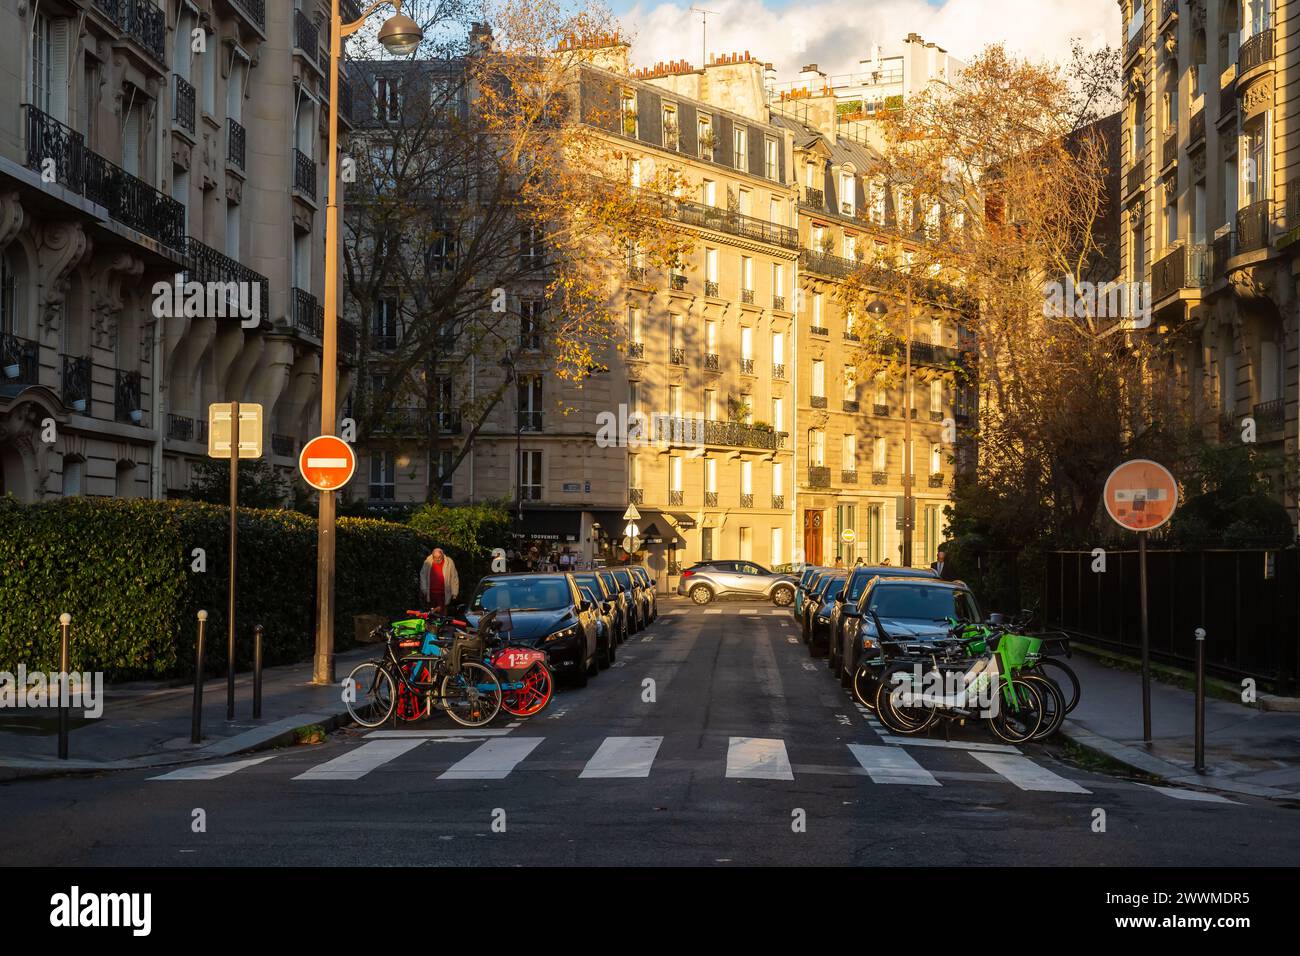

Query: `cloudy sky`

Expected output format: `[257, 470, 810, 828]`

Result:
[607, 0, 1120, 77]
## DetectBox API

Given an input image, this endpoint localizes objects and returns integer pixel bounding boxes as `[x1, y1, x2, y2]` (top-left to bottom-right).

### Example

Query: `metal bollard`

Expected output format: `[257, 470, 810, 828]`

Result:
[192, 610, 208, 744]
[253, 624, 264, 719]
[1194, 626, 1206, 772]
[58, 613, 71, 760]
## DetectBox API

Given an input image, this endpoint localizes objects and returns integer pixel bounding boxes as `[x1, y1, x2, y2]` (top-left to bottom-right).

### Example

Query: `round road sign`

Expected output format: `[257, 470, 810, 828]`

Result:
[841, 528, 856, 544]
[1103, 459, 1178, 532]
[299, 435, 357, 491]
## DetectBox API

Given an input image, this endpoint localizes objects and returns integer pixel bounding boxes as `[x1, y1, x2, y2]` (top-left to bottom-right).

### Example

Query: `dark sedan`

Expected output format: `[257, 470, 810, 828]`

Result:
[801, 572, 842, 644]
[609, 567, 643, 633]
[823, 565, 938, 666]
[808, 575, 848, 652]
[465, 573, 601, 687]
[574, 571, 626, 646]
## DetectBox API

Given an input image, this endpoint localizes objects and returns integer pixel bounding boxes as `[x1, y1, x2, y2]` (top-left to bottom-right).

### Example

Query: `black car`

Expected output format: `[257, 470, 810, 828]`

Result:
[823, 566, 939, 666]
[465, 573, 601, 687]
[630, 566, 657, 621]
[576, 584, 616, 667]
[595, 569, 631, 641]
[793, 566, 830, 620]
[809, 575, 848, 652]
[801, 572, 841, 644]
[573, 571, 626, 646]
[837, 576, 983, 690]
[609, 567, 643, 632]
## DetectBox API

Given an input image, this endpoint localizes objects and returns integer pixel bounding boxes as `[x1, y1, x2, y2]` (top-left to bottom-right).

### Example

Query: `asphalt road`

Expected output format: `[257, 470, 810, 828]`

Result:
[3, 600, 1298, 866]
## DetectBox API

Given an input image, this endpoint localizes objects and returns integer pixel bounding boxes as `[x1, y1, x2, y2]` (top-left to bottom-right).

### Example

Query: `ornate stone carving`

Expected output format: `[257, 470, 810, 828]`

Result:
[88, 252, 145, 348]
[1241, 74, 1273, 121]
[1191, 150, 1205, 179]
[35, 221, 91, 333]
[225, 176, 243, 205]
[1162, 174, 1177, 204]
[1162, 29, 1177, 59]
[0, 191, 25, 250]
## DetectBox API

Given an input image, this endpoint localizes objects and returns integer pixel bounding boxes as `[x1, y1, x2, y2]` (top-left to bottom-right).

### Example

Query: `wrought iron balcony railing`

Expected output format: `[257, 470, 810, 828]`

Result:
[740, 357, 755, 375]
[294, 9, 319, 57]
[24, 104, 184, 251]
[1288, 177, 1300, 227]
[704, 491, 718, 507]
[167, 413, 195, 442]
[803, 186, 824, 208]
[1162, 129, 1177, 169]
[293, 148, 317, 199]
[811, 395, 827, 409]
[930, 410, 944, 422]
[61, 355, 91, 411]
[225, 0, 266, 31]
[739, 494, 754, 508]
[668, 489, 684, 506]
[1211, 229, 1235, 281]
[843, 399, 860, 412]
[741, 288, 755, 304]
[772, 363, 786, 380]
[628, 341, 645, 360]
[1240, 27, 1275, 75]
[704, 353, 720, 371]
[1, 334, 40, 387]
[1253, 398, 1284, 433]
[518, 410, 543, 432]
[1189, 108, 1205, 145]
[1151, 242, 1208, 300]
[291, 287, 324, 339]
[929, 473, 946, 488]
[811, 325, 829, 337]
[629, 487, 644, 504]
[670, 273, 687, 291]
[808, 466, 831, 489]
[773, 294, 785, 310]
[704, 280, 720, 297]
[184, 235, 269, 321]
[670, 346, 686, 365]
[271, 433, 295, 456]
[771, 495, 784, 509]
[1237, 199, 1271, 253]
[872, 471, 888, 485]
[841, 470, 858, 484]
[873, 403, 889, 416]
[650, 417, 788, 450]
[115, 369, 143, 425]
[626, 264, 647, 282]
[1125, 160, 1144, 197]
[228, 118, 246, 171]
[653, 195, 800, 250]
[800, 248, 863, 280]
[173, 75, 196, 135]
[121, 0, 166, 63]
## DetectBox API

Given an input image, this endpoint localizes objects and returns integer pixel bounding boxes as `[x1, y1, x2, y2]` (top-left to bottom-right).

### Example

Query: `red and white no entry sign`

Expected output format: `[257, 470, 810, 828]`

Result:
[1103, 459, 1178, 532]
[299, 435, 356, 491]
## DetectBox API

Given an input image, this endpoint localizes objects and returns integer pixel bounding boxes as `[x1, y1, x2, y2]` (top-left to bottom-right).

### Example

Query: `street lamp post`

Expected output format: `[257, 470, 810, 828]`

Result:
[868, 286, 915, 568]
[314, 1, 423, 685]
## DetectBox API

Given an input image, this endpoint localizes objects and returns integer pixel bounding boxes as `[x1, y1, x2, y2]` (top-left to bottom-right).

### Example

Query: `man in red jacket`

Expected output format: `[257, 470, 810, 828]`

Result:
[419, 548, 460, 612]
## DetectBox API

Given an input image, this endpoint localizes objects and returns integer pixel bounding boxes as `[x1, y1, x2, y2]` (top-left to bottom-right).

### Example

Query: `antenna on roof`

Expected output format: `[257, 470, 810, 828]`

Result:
[689, 6, 719, 70]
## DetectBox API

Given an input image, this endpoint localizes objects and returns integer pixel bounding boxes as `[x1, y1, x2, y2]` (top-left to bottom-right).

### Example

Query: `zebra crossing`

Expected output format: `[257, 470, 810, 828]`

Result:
[146, 730, 1232, 802]
[664, 606, 787, 616]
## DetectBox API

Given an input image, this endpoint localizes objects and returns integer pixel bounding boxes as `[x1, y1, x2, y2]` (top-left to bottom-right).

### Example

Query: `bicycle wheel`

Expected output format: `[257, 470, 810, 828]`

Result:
[1035, 658, 1080, 713]
[1022, 674, 1065, 739]
[986, 678, 1043, 744]
[441, 661, 503, 728]
[396, 659, 431, 722]
[501, 662, 554, 718]
[344, 661, 396, 728]
[851, 664, 877, 709]
[874, 665, 937, 735]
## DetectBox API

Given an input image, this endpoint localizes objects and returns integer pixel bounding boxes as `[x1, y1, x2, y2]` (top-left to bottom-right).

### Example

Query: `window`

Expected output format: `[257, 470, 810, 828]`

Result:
[733, 126, 748, 171]
[923, 504, 941, 565]
[662, 104, 679, 150]
[846, 310, 856, 338]
[620, 90, 637, 136]
[375, 74, 402, 122]
[844, 233, 857, 260]
[670, 455, 683, 492]
[812, 292, 823, 326]
[840, 171, 856, 215]
[1260, 336, 1283, 401]
[772, 397, 784, 431]
[30, 13, 70, 122]
[224, 200, 240, 261]
[520, 300, 543, 350]
[741, 392, 753, 424]
[930, 442, 943, 476]
[843, 433, 857, 469]
[705, 248, 719, 283]
[698, 115, 713, 159]
[874, 372, 888, 408]
[629, 158, 641, 189]
[738, 526, 752, 560]
[738, 189, 751, 216]
[772, 331, 784, 366]
[741, 460, 753, 495]
[370, 452, 396, 500]
[1128, 2, 1144, 42]
[770, 197, 783, 225]
[373, 297, 399, 350]
[705, 457, 717, 493]
[1, 250, 18, 337]
[518, 375, 543, 430]
[438, 450, 454, 499]
[202, 30, 217, 115]
[431, 233, 456, 272]
[741, 326, 753, 360]
[843, 365, 856, 401]
[835, 504, 856, 561]
[873, 436, 887, 471]
[765, 137, 779, 180]
[809, 428, 825, 466]
[62, 458, 84, 497]
[773, 263, 785, 300]
[1246, 123, 1267, 205]
[811, 359, 825, 398]
[899, 439, 915, 476]
[770, 527, 783, 565]
[670, 312, 684, 352]
[706, 388, 718, 420]
[521, 224, 545, 266]
[705, 319, 718, 353]
[702, 179, 717, 206]
[701, 526, 714, 561]
[741, 256, 754, 294]
[520, 450, 542, 500]
[668, 384, 683, 417]
[868, 181, 886, 225]
[628, 306, 642, 344]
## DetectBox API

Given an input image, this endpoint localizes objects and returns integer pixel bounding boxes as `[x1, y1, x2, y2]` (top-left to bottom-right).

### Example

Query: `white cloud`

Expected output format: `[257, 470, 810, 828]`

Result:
[621, 0, 1120, 78]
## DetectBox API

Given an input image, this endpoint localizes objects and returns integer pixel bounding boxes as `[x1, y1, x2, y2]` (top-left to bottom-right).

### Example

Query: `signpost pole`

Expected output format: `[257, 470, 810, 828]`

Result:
[1138, 529, 1151, 743]
[227, 400, 239, 722]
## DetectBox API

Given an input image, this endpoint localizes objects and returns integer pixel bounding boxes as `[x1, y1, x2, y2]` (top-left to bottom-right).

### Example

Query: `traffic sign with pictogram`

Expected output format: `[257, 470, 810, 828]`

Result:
[299, 435, 357, 491]
[1103, 459, 1178, 532]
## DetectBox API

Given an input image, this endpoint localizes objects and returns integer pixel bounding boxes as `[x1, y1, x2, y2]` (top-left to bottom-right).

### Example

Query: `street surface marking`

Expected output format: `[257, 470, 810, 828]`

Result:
[293, 739, 425, 781]
[848, 744, 941, 786]
[579, 736, 664, 778]
[1137, 783, 1237, 804]
[877, 735, 1021, 754]
[150, 755, 277, 781]
[669, 609, 688, 615]
[726, 737, 794, 780]
[703, 609, 722, 615]
[739, 608, 756, 614]
[367, 728, 514, 738]
[439, 737, 544, 780]
[768, 609, 787, 616]
[971, 752, 1091, 793]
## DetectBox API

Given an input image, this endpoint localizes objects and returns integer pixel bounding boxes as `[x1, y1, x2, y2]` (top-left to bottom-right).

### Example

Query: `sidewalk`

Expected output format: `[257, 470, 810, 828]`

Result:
[0, 645, 374, 781]
[1059, 650, 1300, 799]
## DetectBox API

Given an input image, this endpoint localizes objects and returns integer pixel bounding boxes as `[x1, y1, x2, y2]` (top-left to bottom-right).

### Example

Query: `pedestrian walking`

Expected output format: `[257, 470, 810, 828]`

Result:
[420, 547, 460, 612]
[930, 547, 957, 581]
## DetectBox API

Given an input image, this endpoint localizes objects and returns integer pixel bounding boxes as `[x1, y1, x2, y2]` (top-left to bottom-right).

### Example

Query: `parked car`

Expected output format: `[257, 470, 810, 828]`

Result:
[801, 572, 842, 643]
[465, 573, 601, 687]
[794, 566, 830, 619]
[808, 574, 848, 651]
[609, 567, 643, 632]
[836, 576, 983, 688]
[630, 565, 657, 622]
[677, 560, 798, 606]
[594, 569, 631, 641]
[573, 571, 626, 646]
[823, 565, 939, 666]
[577, 584, 616, 667]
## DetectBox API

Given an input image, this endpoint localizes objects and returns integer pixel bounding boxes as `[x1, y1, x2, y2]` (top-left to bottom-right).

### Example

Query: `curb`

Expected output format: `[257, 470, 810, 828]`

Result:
[1059, 720, 1300, 801]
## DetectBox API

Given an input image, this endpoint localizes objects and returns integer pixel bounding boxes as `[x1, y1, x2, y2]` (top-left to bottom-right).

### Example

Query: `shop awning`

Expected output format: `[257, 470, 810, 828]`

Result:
[513, 508, 584, 543]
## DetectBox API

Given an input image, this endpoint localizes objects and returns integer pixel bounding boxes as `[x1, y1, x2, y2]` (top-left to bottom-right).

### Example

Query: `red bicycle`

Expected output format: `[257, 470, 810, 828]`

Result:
[490, 645, 554, 717]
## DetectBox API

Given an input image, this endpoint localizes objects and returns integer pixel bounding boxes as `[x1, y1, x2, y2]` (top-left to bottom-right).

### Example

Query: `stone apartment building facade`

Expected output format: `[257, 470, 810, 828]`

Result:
[1121, 0, 1299, 520]
[0, 0, 357, 501]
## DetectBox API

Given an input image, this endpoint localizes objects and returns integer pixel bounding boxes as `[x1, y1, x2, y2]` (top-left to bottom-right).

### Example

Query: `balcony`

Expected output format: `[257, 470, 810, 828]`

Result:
[879, 338, 962, 368]
[1151, 242, 1208, 301]
[1253, 398, 1284, 434]
[1189, 108, 1205, 146]
[59, 354, 91, 412]
[1288, 178, 1300, 228]
[739, 493, 754, 509]
[651, 417, 788, 451]
[294, 9, 320, 60]
[773, 295, 786, 310]
[929, 473, 946, 488]
[293, 149, 317, 200]
[222, 0, 267, 32]
[930, 410, 944, 422]
[773, 363, 786, 380]
[1211, 230, 1235, 282]
[272, 433, 295, 457]
[808, 466, 831, 489]
[843, 399, 860, 413]
[811, 325, 829, 337]
[668, 489, 685, 506]
[803, 186, 825, 209]
[1162, 129, 1177, 169]
[873, 403, 888, 416]
[173, 75, 196, 136]
[1, 334, 40, 387]
[167, 413, 195, 442]
[841, 470, 858, 484]
[197, 419, 209, 445]
[1124, 26, 1144, 63]
[518, 410, 544, 432]
[291, 287, 324, 339]
[120, 0, 166, 64]
[628, 342, 645, 360]
[1125, 161, 1145, 198]
[705, 353, 720, 371]
[670, 347, 686, 365]
[437, 411, 462, 434]
[704, 491, 718, 507]
[655, 196, 800, 250]
[771, 495, 784, 509]
[800, 248, 863, 280]
[114, 369, 144, 425]
[339, 321, 359, 362]
[1159, 0, 1177, 23]
[228, 118, 246, 171]
[811, 395, 827, 409]
[740, 357, 755, 375]
[741, 288, 755, 304]
[629, 488, 644, 504]
[626, 264, 647, 283]
[670, 273, 688, 291]
[872, 471, 887, 485]
[23, 104, 185, 251]
[704, 280, 720, 297]
[184, 236, 269, 322]
[1237, 199, 1271, 253]
[1219, 80, 1237, 123]
[1239, 28, 1274, 76]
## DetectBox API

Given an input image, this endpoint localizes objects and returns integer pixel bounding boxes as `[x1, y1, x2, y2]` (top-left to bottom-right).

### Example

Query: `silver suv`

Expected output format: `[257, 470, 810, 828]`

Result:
[676, 560, 798, 606]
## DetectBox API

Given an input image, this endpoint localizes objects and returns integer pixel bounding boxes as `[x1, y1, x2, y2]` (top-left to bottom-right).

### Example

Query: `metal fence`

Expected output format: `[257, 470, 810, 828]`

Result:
[1044, 548, 1299, 692]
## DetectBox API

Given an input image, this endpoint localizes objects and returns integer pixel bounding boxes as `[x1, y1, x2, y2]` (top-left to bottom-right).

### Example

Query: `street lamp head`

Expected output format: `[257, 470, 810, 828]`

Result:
[378, 12, 423, 55]
[866, 299, 888, 319]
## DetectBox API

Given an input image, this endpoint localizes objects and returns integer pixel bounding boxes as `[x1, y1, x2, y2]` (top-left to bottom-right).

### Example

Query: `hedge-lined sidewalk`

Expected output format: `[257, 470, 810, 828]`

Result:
[1059, 651, 1300, 799]
[0, 644, 373, 780]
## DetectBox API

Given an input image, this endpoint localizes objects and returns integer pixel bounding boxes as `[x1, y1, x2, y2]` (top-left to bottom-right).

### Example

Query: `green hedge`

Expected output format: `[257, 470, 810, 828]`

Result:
[0, 497, 432, 680]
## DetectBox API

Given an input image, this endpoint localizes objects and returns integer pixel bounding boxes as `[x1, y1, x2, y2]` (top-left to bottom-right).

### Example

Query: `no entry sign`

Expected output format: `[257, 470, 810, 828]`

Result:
[1103, 459, 1178, 532]
[299, 435, 356, 491]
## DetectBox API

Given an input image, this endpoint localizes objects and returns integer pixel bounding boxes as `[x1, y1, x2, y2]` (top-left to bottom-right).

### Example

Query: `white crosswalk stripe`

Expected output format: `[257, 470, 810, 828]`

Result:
[439, 737, 545, 780]
[970, 752, 1091, 793]
[703, 609, 722, 615]
[848, 744, 940, 786]
[1136, 783, 1237, 804]
[726, 737, 794, 780]
[580, 736, 664, 778]
[293, 739, 426, 781]
[150, 755, 277, 781]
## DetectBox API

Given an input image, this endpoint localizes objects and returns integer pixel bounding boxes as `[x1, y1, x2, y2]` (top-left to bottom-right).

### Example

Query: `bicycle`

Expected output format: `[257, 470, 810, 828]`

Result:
[345, 613, 503, 729]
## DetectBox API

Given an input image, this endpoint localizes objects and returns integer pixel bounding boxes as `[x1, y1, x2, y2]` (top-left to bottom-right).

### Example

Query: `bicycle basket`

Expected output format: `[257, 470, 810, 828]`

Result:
[997, 634, 1039, 670]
